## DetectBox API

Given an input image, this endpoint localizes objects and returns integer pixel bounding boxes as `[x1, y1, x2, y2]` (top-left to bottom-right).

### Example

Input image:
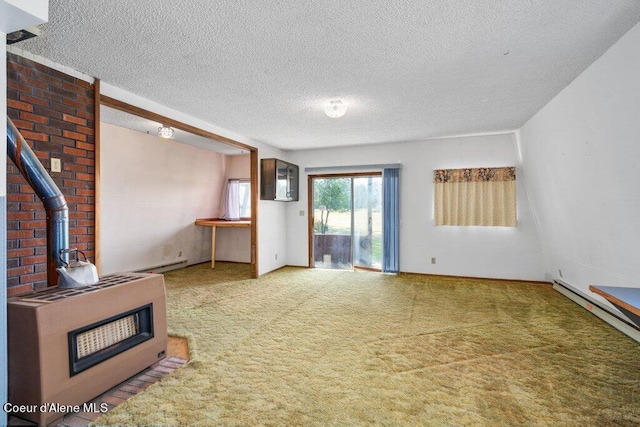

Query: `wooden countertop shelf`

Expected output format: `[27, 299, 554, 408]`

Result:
[195, 218, 251, 269]
[195, 218, 251, 227]
[589, 285, 640, 328]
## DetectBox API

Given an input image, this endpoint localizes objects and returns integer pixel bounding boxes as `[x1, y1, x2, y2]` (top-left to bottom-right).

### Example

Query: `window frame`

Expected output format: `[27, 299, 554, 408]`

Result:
[235, 178, 251, 220]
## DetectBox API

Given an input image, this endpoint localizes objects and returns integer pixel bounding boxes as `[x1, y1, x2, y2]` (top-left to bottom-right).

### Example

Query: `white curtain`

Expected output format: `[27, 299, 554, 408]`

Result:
[225, 179, 241, 220]
[434, 167, 516, 227]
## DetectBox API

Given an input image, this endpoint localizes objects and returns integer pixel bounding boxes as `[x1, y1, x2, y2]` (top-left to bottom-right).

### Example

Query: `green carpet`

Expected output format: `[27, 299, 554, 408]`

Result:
[95, 263, 640, 426]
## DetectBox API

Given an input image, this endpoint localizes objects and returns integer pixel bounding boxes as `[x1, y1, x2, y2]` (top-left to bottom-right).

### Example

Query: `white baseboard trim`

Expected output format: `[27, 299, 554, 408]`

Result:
[553, 281, 640, 343]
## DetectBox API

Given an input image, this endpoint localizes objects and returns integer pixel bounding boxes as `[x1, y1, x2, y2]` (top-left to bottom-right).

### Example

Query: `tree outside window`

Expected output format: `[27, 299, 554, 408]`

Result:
[314, 178, 350, 234]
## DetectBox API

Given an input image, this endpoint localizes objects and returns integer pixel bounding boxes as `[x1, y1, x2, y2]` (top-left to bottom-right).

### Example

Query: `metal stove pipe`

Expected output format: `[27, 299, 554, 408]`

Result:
[6, 116, 69, 287]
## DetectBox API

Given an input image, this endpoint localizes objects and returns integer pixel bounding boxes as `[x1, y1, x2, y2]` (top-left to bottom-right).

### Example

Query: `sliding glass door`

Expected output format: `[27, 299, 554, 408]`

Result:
[312, 177, 353, 269]
[353, 176, 382, 270]
[311, 174, 382, 270]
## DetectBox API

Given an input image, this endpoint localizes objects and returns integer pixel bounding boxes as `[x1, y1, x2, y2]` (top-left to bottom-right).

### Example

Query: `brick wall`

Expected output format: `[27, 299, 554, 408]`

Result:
[6, 53, 95, 295]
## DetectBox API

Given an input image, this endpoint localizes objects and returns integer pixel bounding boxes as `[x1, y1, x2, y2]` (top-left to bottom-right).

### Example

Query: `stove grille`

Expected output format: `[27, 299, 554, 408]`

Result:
[76, 313, 139, 359]
[14, 273, 142, 303]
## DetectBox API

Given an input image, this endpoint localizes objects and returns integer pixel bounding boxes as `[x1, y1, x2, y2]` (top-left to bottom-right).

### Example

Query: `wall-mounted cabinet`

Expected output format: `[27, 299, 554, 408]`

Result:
[260, 158, 299, 201]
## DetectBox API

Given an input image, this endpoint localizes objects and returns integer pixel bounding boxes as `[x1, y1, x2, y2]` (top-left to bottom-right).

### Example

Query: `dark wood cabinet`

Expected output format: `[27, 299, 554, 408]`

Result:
[260, 158, 299, 201]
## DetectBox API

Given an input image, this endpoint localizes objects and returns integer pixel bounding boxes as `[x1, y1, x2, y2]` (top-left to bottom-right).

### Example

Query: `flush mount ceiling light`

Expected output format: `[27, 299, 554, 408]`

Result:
[324, 100, 348, 118]
[158, 125, 174, 139]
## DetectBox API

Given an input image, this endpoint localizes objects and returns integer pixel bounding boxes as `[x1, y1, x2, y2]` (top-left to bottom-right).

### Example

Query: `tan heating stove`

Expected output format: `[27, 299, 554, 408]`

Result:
[7, 272, 168, 426]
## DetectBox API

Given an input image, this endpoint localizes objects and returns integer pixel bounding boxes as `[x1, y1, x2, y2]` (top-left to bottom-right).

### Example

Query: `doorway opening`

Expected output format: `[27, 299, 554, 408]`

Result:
[99, 96, 259, 278]
[309, 173, 382, 270]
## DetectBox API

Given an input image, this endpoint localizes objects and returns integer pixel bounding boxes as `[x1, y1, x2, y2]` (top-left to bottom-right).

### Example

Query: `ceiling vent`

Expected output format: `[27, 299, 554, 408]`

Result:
[6, 26, 40, 45]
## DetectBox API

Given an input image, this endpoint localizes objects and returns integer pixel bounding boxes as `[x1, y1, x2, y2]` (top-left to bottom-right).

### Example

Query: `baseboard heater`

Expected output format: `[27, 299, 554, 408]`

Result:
[136, 260, 188, 274]
[553, 280, 640, 343]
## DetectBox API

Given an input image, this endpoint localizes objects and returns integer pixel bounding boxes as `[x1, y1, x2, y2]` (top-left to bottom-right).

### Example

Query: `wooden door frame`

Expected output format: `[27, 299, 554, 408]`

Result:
[98, 96, 259, 278]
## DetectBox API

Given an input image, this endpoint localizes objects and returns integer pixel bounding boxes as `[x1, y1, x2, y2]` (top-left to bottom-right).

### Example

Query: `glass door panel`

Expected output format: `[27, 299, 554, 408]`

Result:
[276, 160, 288, 200]
[312, 177, 353, 269]
[353, 177, 382, 269]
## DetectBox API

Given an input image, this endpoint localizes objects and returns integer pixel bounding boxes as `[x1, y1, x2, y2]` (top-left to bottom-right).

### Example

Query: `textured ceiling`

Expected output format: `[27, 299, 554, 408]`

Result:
[101, 106, 246, 155]
[18, 0, 640, 151]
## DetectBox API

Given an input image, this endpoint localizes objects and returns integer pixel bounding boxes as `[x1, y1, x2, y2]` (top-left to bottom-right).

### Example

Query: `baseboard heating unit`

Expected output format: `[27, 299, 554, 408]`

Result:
[7, 273, 167, 426]
[136, 259, 188, 274]
[553, 280, 640, 343]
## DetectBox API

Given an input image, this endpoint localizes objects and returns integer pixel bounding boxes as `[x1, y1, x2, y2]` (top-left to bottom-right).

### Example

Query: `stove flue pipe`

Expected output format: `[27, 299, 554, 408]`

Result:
[7, 116, 69, 287]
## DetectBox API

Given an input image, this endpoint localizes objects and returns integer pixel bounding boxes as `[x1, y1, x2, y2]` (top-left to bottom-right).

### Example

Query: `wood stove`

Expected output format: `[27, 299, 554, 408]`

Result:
[7, 272, 167, 426]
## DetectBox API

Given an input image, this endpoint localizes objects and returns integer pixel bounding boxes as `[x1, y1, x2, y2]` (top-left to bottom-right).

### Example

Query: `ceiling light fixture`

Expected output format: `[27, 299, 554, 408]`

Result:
[158, 125, 174, 139]
[324, 100, 348, 118]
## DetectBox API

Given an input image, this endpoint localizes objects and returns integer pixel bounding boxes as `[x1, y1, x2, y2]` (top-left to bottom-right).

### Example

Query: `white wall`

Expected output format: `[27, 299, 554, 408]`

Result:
[257, 149, 290, 273]
[100, 123, 227, 273]
[287, 133, 546, 281]
[0, 0, 47, 32]
[518, 22, 640, 306]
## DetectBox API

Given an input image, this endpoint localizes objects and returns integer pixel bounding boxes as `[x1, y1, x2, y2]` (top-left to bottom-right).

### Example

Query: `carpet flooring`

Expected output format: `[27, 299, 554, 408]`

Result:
[94, 263, 640, 426]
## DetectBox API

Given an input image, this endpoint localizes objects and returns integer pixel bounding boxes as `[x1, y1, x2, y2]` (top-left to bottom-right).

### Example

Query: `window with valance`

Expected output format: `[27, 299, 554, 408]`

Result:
[433, 167, 516, 227]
